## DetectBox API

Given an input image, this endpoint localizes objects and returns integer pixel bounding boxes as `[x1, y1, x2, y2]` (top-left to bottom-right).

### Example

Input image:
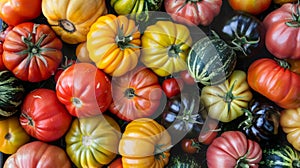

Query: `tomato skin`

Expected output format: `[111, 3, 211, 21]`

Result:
[54, 58, 76, 83]
[108, 157, 123, 168]
[179, 70, 196, 85]
[56, 63, 112, 118]
[0, 25, 13, 71]
[198, 117, 219, 145]
[20, 88, 72, 142]
[2, 22, 63, 82]
[263, 3, 300, 59]
[164, 0, 222, 26]
[0, 0, 42, 26]
[247, 58, 300, 109]
[180, 138, 200, 154]
[109, 66, 163, 121]
[162, 77, 183, 98]
[3, 141, 71, 168]
[206, 131, 262, 168]
[228, 0, 271, 15]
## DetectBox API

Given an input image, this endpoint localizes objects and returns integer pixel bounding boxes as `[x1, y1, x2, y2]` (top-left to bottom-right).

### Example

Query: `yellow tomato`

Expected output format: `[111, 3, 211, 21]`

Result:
[0, 116, 30, 154]
[140, 21, 192, 77]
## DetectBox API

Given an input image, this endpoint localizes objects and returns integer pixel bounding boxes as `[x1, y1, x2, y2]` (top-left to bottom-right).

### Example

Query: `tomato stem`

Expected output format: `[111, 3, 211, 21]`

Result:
[168, 43, 184, 58]
[4, 133, 11, 140]
[124, 88, 137, 99]
[116, 23, 140, 50]
[274, 58, 290, 69]
[286, 2, 300, 27]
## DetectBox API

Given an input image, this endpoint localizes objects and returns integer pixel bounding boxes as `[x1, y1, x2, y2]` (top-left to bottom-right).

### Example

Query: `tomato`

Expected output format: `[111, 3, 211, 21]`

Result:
[180, 138, 200, 154]
[75, 41, 92, 63]
[228, 0, 271, 15]
[42, 0, 107, 44]
[280, 107, 300, 151]
[20, 88, 72, 142]
[179, 70, 196, 85]
[119, 118, 172, 168]
[2, 22, 63, 82]
[3, 141, 71, 168]
[263, 3, 300, 59]
[247, 58, 300, 109]
[54, 57, 76, 82]
[140, 21, 192, 77]
[109, 66, 163, 121]
[65, 114, 121, 168]
[201, 70, 253, 122]
[0, 116, 30, 154]
[206, 131, 262, 168]
[164, 0, 222, 26]
[198, 117, 219, 145]
[0, 24, 13, 71]
[56, 63, 112, 118]
[87, 14, 141, 77]
[108, 157, 123, 168]
[162, 77, 183, 98]
[0, 0, 42, 26]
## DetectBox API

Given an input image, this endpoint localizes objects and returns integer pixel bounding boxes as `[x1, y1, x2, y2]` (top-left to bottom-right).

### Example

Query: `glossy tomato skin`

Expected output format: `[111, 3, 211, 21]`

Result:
[0, 0, 42, 26]
[54, 57, 76, 83]
[108, 157, 123, 168]
[228, 0, 271, 15]
[247, 58, 300, 109]
[180, 138, 200, 154]
[263, 3, 300, 59]
[162, 77, 183, 99]
[2, 22, 63, 82]
[56, 63, 112, 118]
[164, 0, 222, 26]
[109, 66, 163, 121]
[3, 141, 71, 168]
[0, 25, 13, 71]
[20, 88, 72, 142]
[179, 70, 196, 85]
[207, 131, 262, 168]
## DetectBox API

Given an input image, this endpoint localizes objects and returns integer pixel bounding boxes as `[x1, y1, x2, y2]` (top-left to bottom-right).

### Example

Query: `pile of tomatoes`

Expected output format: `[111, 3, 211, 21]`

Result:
[0, 0, 300, 167]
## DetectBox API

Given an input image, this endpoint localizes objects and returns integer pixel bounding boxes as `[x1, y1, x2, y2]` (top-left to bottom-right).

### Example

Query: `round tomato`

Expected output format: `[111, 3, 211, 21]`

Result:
[179, 70, 196, 85]
[0, 0, 42, 26]
[140, 21, 192, 77]
[87, 14, 141, 77]
[198, 117, 219, 145]
[65, 115, 121, 168]
[263, 3, 300, 59]
[109, 66, 163, 121]
[162, 77, 183, 98]
[206, 131, 262, 168]
[201, 70, 253, 122]
[180, 138, 200, 154]
[0, 25, 13, 71]
[280, 107, 300, 151]
[164, 0, 222, 26]
[247, 58, 300, 109]
[54, 57, 76, 83]
[119, 118, 172, 168]
[108, 157, 123, 168]
[20, 88, 72, 142]
[0, 116, 30, 154]
[56, 63, 112, 118]
[228, 0, 271, 15]
[3, 141, 71, 168]
[2, 22, 63, 82]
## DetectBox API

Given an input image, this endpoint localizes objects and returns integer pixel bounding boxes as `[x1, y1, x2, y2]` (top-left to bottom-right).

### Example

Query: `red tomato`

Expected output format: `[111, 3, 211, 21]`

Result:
[247, 58, 300, 109]
[108, 157, 123, 168]
[54, 57, 76, 82]
[0, 25, 13, 71]
[162, 77, 183, 98]
[20, 88, 72, 142]
[2, 22, 63, 82]
[179, 70, 196, 85]
[180, 138, 200, 154]
[56, 63, 112, 118]
[0, 0, 42, 26]
[206, 131, 262, 168]
[198, 117, 219, 145]
[164, 0, 222, 26]
[263, 3, 300, 59]
[228, 0, 272, 15]
[109, 66, 163, 121]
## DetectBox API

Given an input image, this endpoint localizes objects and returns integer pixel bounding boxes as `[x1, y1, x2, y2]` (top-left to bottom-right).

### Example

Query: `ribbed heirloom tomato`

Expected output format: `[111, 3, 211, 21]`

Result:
[56, 63, 112, 118]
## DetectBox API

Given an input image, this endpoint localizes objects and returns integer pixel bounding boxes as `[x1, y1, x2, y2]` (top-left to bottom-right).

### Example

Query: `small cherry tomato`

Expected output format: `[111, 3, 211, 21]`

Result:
[179, 70, 196, 85]
[162, 77, 183, 98]
[180, 138, 201, 154]
[108, 157, 123, 168]
[198, 117, 219, 145]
